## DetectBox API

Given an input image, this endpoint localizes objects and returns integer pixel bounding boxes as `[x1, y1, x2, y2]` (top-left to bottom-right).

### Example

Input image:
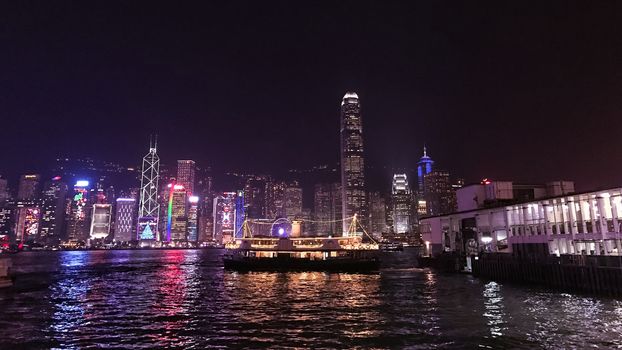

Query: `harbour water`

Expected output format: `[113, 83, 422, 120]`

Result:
[1, 249, 621, 349]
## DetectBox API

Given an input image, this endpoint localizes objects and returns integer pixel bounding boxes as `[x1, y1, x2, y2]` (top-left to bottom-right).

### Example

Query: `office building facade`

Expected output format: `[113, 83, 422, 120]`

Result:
[340, 91, 368, 234]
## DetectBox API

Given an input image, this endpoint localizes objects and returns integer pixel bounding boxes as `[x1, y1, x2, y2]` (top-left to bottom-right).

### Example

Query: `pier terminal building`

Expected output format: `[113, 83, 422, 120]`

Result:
[420, 180, 622, 259]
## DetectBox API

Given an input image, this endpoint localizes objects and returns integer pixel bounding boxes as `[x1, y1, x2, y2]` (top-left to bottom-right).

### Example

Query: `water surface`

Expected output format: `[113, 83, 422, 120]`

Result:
[0, 249, 621, 349]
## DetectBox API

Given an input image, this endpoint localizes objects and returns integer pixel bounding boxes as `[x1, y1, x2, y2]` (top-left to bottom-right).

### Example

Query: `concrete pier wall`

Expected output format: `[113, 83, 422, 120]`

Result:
[472, 253, 622, 296]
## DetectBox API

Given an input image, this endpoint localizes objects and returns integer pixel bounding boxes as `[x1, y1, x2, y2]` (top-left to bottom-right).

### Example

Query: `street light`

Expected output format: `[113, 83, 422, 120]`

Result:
[481, 236, 493, 253]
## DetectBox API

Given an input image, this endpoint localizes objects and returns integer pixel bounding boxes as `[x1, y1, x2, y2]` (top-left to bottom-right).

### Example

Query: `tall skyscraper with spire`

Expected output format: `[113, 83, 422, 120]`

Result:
[340, 91, 368, 235]
[417, 146, 434, 194]
[138, 137, 160, 242]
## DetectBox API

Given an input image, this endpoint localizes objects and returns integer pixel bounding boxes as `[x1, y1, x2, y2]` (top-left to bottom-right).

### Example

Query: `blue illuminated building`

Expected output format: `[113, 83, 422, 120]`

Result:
[416, 146, 434, 194]
[235, 190, 245, 238]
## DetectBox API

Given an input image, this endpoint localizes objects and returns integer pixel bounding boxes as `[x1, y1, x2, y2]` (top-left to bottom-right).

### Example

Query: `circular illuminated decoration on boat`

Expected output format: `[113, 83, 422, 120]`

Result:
[271, 218, 292, 238]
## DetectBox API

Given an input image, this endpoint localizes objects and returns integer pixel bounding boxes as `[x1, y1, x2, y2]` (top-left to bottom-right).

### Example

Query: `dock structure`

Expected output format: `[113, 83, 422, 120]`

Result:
[419, 185, 622, 295]
[421, 186, 622, 259]
[472, 253, 622, 297]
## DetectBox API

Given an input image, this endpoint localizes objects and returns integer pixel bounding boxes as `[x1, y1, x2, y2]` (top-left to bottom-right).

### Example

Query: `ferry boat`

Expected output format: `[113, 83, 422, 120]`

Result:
[223, 214, 381, 271]
[379, 241, 404, 252]
[224, 236, 380, 272]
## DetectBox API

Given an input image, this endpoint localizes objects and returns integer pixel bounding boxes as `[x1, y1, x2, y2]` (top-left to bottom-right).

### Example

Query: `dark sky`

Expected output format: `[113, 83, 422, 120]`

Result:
[1, 1, 621, 191]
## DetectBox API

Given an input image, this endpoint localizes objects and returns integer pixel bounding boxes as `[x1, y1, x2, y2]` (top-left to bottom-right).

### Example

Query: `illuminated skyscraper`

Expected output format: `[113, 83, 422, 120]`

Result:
[391, 174, 413, 234]
[284, 182, 303, 220]
[424, 170, 457, 216]
[15, 204, 40, 242]
[313, 183, 343, 236]
[114, 198, 135, 242]
[331, 183, 343, 236]
[66, 180, 91, 242]
[340, 91, 368, 235]
[17, 174, 40, 200]
[266, 181, 286, 218]
[417, 146, 434, 195]
[244, 176, 267, 219]
[369, 192, 387, 237]
[90, 204, 112, 240]
[213, 192, 236, 244]
[39, 176, 67, 242]
[314, 184, 332, 235]
[187, 195, 199, 242]
[166, 183, 187, 242]
[176, 160, 196, 195]
[0, 177, 9, 204]
[234, 190, 245, 238]
[0, 205, 13, 237]
[198, 195, 214, 242]
[138, 138, 160, 242]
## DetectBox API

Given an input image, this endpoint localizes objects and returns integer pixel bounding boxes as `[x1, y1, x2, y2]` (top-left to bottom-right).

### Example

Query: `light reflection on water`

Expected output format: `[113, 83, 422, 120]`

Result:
[482, 281, 506, 338]
[0, 249, 622, 349]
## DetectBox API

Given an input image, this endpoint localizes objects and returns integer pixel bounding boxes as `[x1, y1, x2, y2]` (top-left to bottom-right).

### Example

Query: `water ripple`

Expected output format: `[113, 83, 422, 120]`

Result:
[0, 249, 621, 348]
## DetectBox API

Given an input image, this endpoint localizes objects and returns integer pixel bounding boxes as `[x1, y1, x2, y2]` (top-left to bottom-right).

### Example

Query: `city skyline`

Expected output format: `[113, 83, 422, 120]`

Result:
[3, 3, 622, 349]
[0, 89, 462, 246]
[3, 2, 622, 192]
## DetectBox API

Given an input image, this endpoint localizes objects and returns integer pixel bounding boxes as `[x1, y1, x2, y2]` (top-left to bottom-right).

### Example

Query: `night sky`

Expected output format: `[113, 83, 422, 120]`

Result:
[2, 1, 622, 191]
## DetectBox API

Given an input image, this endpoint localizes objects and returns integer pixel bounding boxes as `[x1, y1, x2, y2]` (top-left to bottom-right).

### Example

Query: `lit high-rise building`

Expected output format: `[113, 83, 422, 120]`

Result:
[39, 176, 67, 242]
[244, 177, 267, 219]
[17, 174, 40, 200]
[314, 184, 332, 235]
[417, 146, 434, 195]
[15, 204, 40, 242]
[176, 160, 196, 195]
[340, 91, 368, 234]
[196, 166, 213, 198]
[166, 183, 187, 242]
[391, 174, 413, 234]
[266, 181, 286, 218]
[0, 205, 13, 238]
[90, 204, 112, 240]
[213, 192, 237, 244]
[424, 170, 457, 216]
[138, 138, 160, 243]
[301, 208, 312, 234]
[284, 182, 303, 220]
[187, 195, 199, 242]
[66, 180, 91, 242]
[114, 198, 135, 242]
[417, 200, 428, 217]
[0, 177, 9, 204]
[369, 192, 387, 237]
[312, 183, 344, 236]
[235, 190, 245, 238]
[198, 196, 214, 242]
